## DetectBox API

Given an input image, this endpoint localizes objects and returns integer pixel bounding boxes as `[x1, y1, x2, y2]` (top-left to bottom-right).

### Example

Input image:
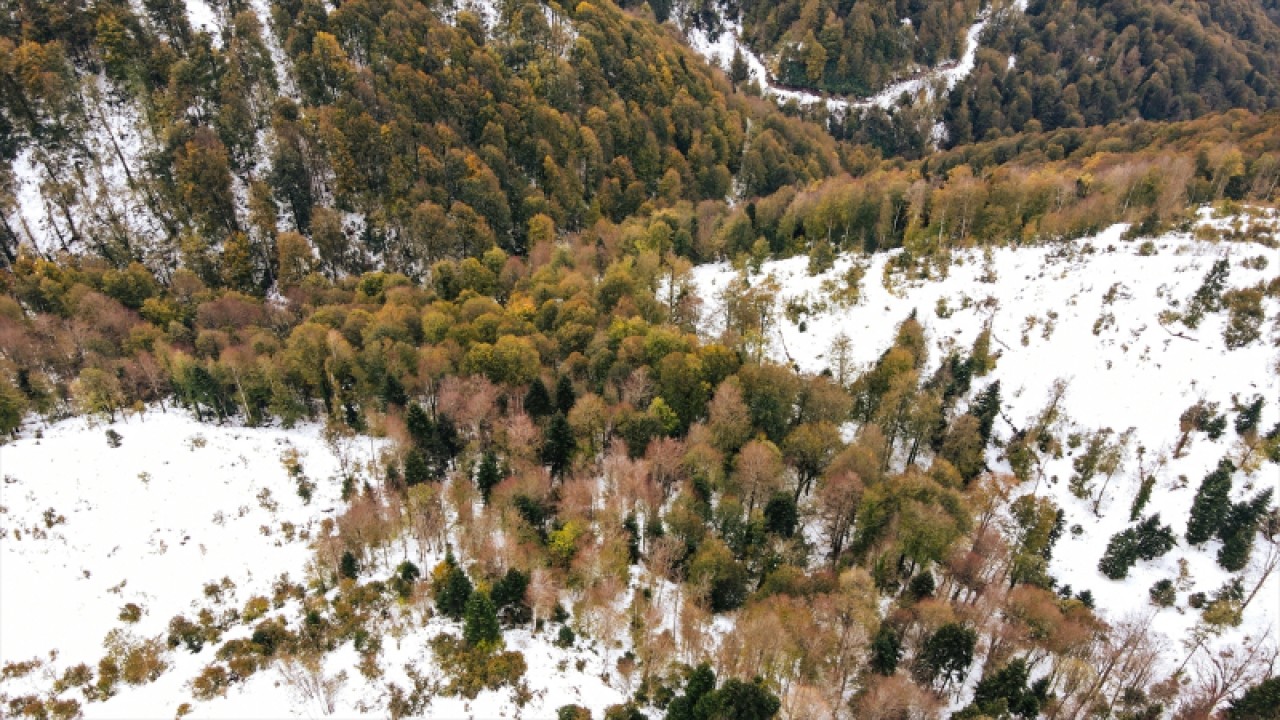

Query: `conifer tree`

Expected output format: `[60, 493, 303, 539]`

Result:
[436, 560, 473, 620]
[542, 413, 575, 478]
[524, 378, 553, 418]
[971, 381, 1002, 444]
[869, 624, 902, 676]
[554, 375, 576, 416]
[1187, 458, 1236, 545]
[1217, 489, 1274, 571]
[340, 550, 359, 580]
[475, 450, 501, 503]
[463, 590, 501, 649]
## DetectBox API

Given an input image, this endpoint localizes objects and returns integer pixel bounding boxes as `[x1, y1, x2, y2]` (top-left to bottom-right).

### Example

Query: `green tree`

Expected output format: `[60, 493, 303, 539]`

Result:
[705, 677, 780, 720]
[541, 413, 575, 478]
[463, 591, 501, 649]
[1217, 489, 1274, 572]
[1187, 458, 1236, 545]
[524, 378, 553, 418]
[1228, 677, 1280, 720]
[1098, 514, 1176, 580]
[762, 493, 798, 537]
[914, 623, 976, 687]
[436, 561, 473, 621]
[868, 624, 901, 676]
[955, 658, 1049, 719]
[340, 551, 359, 580]
[554, 375, 576, 416]
[475, 451, 502, 503]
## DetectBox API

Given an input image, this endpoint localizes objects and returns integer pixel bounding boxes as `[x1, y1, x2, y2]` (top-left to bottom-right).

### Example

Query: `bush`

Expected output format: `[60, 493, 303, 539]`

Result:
[1149, 579, 1176, 607]
[558, 706, 592, 720]
[429, 634, 527, 699]
[191, 663, 232, 700]
[555, 625, 576, 648]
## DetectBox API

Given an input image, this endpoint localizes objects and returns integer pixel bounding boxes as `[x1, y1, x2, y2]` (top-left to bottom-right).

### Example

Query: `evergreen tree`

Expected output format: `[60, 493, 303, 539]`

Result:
[491, 568, 529, 611]
[666, 664, 716, 720]
[1099, 514, 1177, 580]
[704, 677, 781, 720]
[554, 375, 576, 415]
[1227, 677, 1280, 720]
[869, 624, 902, 676]
[463, 590, 501, 649]
[914, 623, 976, 687]
[340, 550, 359, 580]
[406, 403, 433, 447]
[542, 413, 575, 478]
[403, 448, 430, 486]
[524, 378, 553, 418]
[475, 450, 502, 503]
[1187, 458, 1236, 545]
[436, 561, 473, 620]
[1234, 395, 1265, 437]
[1217, 489, 1275, 571]
[956, 658, 1049, 720]
[971, 381, 1002, 444]
[762, 493, 798, 537]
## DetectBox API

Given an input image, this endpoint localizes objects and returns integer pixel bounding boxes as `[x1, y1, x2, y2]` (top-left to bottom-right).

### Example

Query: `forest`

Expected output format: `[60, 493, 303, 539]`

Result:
[2, 0, 1280, 718]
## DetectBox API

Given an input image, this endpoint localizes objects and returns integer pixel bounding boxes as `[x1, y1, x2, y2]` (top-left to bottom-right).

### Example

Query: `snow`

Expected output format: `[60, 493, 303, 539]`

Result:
[693, 209, 1280, 680]
[0, 410, 639, 718]
[7, 76, 167, 259]
[683, 0, 1020, 117]
[0, 411, 381, 714]
[184, 0, 220, 37]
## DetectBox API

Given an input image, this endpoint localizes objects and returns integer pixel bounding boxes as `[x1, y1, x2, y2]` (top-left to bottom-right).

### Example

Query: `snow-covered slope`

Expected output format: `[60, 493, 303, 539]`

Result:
[684, 0, 1025, 117]
[693, 208, 1280, 677]
[0, 411, 633, 718]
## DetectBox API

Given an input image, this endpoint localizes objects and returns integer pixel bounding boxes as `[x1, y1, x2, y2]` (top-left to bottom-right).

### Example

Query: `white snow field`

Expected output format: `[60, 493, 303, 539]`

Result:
[694, 208, 1280, 679]
[0, 411, 629, 718]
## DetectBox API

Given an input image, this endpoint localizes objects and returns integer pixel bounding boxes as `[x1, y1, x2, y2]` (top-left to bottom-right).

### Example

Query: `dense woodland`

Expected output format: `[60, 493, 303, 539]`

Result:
[2, 0, 1280, 718]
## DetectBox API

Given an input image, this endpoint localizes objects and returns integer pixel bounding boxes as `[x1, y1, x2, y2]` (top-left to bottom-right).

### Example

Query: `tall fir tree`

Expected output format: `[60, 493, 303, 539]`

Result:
[524, 378, 553, 418]
[1187, 458, 1236, 545]
[463, 590, 501, 649]
[542, 413, 575, 478]
[475, 450, 502, 503]
[554, 375, 576, 415]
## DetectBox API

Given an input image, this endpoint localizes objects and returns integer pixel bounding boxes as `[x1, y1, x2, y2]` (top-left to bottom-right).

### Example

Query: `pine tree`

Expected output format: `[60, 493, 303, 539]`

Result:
[1187, 458, 1235, 545]
[1099, 514, 1176, 579]
[524, 378, 553, 418]
[554, 375, 576, 416]
[406, 403, 433, 448]
[869, 624, 902, 676]
[959, 658, 1048, 720]
[463, 590, 501, 649]
[1217, 489, 1274, 571]
[762, 493, 798, 537]
[1228, 677, 1280, 720]
[914, 623, 976, 687]
[491, 568, 529, 611]
[972, 381, 1002, 444]
[542, 413, 575, 478]
[730, 46, 750, 87]
[403, 448, 430, 486]
[436, 562, 473, 620]
[475, 450, 502, 503]
[340, 550, 359, 580]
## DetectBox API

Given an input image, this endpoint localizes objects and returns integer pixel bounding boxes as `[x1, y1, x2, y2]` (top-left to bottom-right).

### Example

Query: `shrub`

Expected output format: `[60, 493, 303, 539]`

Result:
[1149, 579, 1176, 607]
[555, 625, 576, 648]
[429, 634, 527, 699]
